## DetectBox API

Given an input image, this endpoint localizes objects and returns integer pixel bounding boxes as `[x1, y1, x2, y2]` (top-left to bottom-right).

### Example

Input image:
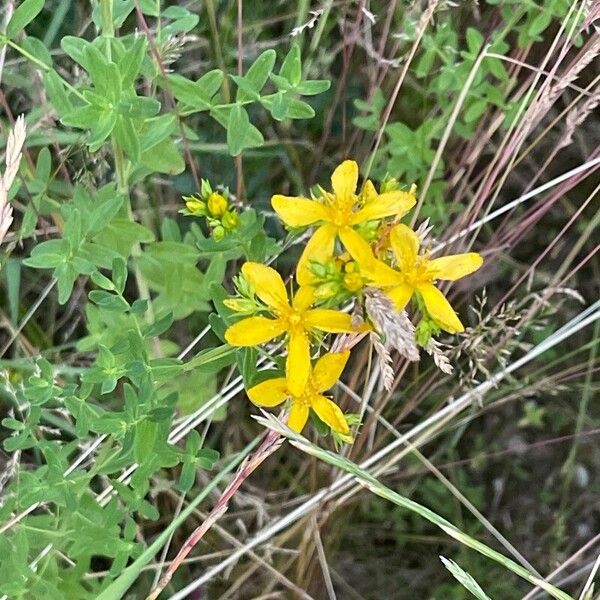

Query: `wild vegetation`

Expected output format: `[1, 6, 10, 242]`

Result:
[0, 1, 599, 599]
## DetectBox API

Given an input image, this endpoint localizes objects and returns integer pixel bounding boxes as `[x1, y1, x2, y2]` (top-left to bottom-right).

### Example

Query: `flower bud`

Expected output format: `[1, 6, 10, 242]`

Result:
[185, 198, 206, 215]
[212, 225, 225, 240]
[343, 272, 363, 292]
[222, 210, 239, 230]
[223, 298, 256, 313]
[314, 282, 340, 300]
[207, 192, 228, 217]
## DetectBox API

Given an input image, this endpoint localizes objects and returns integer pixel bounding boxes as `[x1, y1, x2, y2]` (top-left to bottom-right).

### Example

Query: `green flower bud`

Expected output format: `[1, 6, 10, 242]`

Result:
[222, 210, 239, 230]
[314, 282, 340, 300]
[212, 225, 225, 241]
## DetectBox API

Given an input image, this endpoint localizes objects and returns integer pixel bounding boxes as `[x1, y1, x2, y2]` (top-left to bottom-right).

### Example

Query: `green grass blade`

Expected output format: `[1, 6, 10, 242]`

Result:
[256, 414, 574, 600]
[96, 437, 260, 600]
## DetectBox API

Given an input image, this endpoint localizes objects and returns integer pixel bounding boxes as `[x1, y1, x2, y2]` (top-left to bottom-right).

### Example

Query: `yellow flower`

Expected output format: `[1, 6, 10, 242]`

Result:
[224, 263, 363, 396]
[355, 224, 483, 334]
[207, 192, 228, 217]
[247, 351, 351, 434]
[271, 160, 416, 286]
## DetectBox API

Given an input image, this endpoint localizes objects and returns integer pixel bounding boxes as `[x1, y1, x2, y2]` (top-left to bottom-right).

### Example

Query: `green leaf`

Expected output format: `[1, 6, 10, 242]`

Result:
[285, 98, 315, 119]
[227, 104, 251, 156]
[113, 116, 140, 162]
[20, 36, 52, 67]
[112, 257, 128, 294]
[294, 79, 330, 95]
[168, 74, 213, 111]
[279, 43, 302, 86]
[24, 239, 69, 268]
[139, 137, 184, 175]
[143, 312, 174, 338]
[263, 91, 288, 121]
[528, 11, 553, 37]
[44, 70, 73, 115]
[236, 49, 276, 102]
[464, 99, 487, 123]
[89, 290, 130, 311]
[4, 259, 21, 324]
[60, 35, 91, 69]
[95, 440, 259, 600]
[466, 27, 484, 54]
[119, 36, 147, 87]
[91, 271, 115, 291]
[184, 345, 236, 373]
[7, 0, 45, 36]
[134, 420, 157, 464]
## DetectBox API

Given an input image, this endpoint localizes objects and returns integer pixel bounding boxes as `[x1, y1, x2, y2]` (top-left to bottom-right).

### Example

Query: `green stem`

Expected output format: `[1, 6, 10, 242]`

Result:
[5, 39, 86, 100]
[98, 6, 156, 334]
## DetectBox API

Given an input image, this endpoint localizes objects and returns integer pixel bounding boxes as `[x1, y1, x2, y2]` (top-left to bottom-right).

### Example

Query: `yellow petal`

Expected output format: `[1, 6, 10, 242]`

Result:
[296, 223, 337, 286]
[361, 179, 378, 203]
[331, 160, 358, 200]
[225, 316, 286, 346]
[418, 283, 464, 334]
[246, 377, 289, 407]
[428, 253, 483, 281]
[241, 262, 289, 313]
[288, 401, 309, 432]
[386, 283, 414, 311]
[286, 331, 311, 397]
[304, 309, 363, 333]
[312, 351, 350, 392]
[339, 227, 375, 265]
[339, 228, 402, 287]
[292, 285, 316, 312]
[271, 195, 329, 227]
[311, 395, 349, 434]
[350, 190, 416, 224]
[390, 224, 420, 271]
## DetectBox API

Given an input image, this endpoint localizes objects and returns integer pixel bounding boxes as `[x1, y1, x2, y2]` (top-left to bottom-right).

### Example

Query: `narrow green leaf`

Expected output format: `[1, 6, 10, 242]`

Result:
[294, 79, 330, 95]
[279, 43, 302, 86]
[4, 259, 21, 324]
[237, 49, 276, 102]
[262, 420, 575, 600]
[7, 0, 44, 36]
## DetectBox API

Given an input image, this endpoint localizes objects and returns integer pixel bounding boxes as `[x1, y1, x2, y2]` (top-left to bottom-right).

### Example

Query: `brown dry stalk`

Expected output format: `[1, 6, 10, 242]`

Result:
[146, 428, 284, 600]
[0, 114, 26, 245]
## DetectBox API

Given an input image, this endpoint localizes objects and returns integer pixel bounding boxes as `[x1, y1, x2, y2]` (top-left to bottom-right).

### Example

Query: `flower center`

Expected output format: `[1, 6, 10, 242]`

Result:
[288, 311, 304, 329]
[294, 394, 311, 408]
[405, 257, 432, 286]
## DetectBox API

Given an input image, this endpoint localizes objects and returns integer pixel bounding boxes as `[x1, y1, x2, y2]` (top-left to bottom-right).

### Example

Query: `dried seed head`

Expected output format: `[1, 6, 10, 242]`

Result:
[424, 337, 454, 375]
[364, 287, 419, 362]
[370, 332, 395, 391]
[0, 115, 26, 245]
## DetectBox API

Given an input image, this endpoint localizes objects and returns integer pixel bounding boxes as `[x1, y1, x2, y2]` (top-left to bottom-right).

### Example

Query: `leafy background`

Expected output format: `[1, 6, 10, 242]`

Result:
[0, 0, 599, 599]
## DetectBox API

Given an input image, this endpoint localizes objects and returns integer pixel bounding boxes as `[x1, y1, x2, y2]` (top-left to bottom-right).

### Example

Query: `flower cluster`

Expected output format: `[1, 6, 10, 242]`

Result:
[181, 179, 239, 240]
[220, 160, 483, 440]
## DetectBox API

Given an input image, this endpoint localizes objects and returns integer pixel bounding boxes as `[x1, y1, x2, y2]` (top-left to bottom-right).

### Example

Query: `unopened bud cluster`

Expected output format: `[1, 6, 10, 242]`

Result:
[181, 179, 239, 240]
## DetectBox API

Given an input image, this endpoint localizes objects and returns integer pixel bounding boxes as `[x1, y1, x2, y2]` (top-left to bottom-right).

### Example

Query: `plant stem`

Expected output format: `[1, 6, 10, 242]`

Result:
[146, 428, 283, 600]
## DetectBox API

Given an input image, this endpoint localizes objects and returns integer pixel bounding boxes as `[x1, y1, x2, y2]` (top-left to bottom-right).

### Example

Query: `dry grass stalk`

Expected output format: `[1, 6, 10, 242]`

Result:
[0, 115, 26, 245]
[146, 427, 284, 600]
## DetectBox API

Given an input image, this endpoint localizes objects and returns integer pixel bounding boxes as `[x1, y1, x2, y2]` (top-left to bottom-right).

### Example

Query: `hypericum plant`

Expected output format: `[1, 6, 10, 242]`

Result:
[144, 159, 484, 597]
[221, 159, 483, 434]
